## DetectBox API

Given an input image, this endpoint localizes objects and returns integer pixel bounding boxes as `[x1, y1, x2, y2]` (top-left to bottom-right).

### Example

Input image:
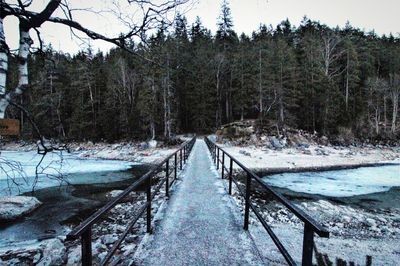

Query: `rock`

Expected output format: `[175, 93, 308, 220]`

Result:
[33, 253, 42, 264]
[67, 246, 81, 265]
[0, 196, 42, 221]
[297, 143, 310, 148]
[320, 136, 329, 145]
[75, 146, 83, 151]
[342, 215, 352, 223]
[377, 217, 388, 223]
[139, 142, 149, 150]
[239, 150, 251, 157]
[250, 134, 258, 143]
[270, 137, 284, 149]
[37, 239, 66, 266]
[112, 144, 122, 150]
[93, 241, 107, 254]
[125, 235, 138, 243]
[208, 134, 217, 142]
[364, 218, 376, 227]
[315, 148, 329, 156]
[101, 234, 118, 245]
[148, 140, 157, 148]
[121, 243, 136, 256]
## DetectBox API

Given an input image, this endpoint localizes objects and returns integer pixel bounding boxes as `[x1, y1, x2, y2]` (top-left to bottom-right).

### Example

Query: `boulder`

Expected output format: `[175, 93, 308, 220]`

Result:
[37, 238, 66, 266]
[270, 137, 284, 149]
[208, 135, 217, 142]
[0, 196, 42, 221]
[139, 142, 149, 150]
[147, 140, 157, 148]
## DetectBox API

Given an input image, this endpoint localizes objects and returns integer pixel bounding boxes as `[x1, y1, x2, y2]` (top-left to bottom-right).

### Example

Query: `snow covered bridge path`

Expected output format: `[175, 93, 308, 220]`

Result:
[133, 139, 264, 265]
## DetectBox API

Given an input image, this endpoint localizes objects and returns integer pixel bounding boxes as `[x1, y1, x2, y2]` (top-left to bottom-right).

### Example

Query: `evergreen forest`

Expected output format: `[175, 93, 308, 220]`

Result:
[5, 2, 400, 141]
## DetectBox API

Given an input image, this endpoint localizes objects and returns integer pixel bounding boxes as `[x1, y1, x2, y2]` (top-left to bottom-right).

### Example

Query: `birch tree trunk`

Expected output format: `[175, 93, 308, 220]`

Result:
[0, 17, 8, 119]
[0, 20, 31, 119]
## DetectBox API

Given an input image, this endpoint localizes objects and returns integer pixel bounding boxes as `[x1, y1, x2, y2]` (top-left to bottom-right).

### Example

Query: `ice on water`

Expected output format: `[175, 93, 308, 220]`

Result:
[264, 165, 400, 197]
[0, 151, 134, 195]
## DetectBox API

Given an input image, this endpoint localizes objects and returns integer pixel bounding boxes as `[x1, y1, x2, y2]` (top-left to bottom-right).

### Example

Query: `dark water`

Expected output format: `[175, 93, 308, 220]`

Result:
[0, 165, 151, 246]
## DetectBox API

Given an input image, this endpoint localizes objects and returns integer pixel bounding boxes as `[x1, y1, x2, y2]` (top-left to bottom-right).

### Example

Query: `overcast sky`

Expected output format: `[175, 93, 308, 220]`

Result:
[3, 0, 399, 54]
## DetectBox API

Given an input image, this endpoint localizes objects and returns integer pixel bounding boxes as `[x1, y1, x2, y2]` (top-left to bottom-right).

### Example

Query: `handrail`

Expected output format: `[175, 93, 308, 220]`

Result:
[204, 137, 329, 266]
[67, 137, 196, 266]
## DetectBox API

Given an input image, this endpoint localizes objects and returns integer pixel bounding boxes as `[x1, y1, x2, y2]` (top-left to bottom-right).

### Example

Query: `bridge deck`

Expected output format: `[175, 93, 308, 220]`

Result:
[133, 139, 264, 265]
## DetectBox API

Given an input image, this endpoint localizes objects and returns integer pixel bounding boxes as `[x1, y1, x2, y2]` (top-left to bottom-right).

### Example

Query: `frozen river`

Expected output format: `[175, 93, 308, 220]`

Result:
[0, 150, 135, 196]
[263, 164, 400, 197]
[0, 150, 149, 245]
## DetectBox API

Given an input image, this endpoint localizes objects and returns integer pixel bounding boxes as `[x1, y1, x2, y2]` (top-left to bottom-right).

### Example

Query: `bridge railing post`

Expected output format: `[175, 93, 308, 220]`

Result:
[301, 223, 314, 266]
[174, 153, 177, 180]
[183, 147, 186, 163]
[221, 151, 225, 179]
[214, 146, 217, 164]
[146, 175, 152, 233]
[217, 148, 219, 170]
[244, 173, 251, 230]
[81, 227, 92, 266]
[228, 158, 233, 195]
[165, 160, 169, 198]
[180, 149, 182, 170]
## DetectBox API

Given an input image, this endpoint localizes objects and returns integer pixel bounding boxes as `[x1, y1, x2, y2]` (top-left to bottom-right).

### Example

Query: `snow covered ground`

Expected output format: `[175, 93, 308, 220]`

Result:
[222, 144, 400, 171]
[264, 164, 400, 197]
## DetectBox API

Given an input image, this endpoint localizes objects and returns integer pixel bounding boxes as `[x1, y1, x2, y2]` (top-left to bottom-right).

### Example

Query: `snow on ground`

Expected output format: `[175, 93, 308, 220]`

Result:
[264, 164, 400, 197]
[1, 140, 180, 165]
[80, 146, 177, 164]
[222, 143, 400, 171]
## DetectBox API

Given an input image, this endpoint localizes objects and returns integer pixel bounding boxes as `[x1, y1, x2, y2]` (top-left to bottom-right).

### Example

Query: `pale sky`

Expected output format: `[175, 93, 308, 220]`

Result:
[3, 0, 400, 54]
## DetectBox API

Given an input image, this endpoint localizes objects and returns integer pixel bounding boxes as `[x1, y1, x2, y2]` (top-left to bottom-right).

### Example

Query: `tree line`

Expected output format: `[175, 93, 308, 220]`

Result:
[5, 1, 400, 141]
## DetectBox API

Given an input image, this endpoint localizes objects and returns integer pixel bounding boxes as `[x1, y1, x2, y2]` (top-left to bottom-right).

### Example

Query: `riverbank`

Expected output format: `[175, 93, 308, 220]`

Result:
[220, 142, 400, 172]
[0, 138, 183, 165]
